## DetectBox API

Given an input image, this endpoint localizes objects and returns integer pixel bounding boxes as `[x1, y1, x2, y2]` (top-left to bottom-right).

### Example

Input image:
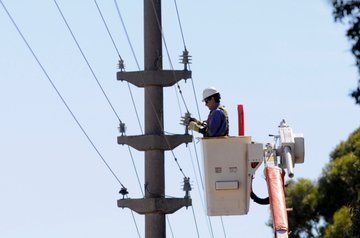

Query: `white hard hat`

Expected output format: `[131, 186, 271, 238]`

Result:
[202, 87, 219, 101]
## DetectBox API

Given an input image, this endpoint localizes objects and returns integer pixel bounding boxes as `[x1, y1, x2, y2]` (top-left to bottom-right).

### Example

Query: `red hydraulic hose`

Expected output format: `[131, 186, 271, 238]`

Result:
[265, 167, 288, 232]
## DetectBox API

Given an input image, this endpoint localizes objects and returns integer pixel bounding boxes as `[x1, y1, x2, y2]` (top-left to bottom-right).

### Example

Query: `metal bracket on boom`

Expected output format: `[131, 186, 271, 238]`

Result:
[262, 119, 305, 238]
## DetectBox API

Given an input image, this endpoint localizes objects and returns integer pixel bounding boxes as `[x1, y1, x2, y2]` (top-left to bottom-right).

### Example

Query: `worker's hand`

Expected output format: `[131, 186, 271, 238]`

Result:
[188, 121, 202, 132]
[190, 118, 206, 128]
[189, 117, 200, 124]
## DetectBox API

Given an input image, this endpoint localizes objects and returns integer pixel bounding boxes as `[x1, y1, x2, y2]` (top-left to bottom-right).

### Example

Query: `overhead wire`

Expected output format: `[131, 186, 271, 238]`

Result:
[95, 2, 178, 237]
[172, 1, 229, 237]
[127, 145, 144, 196]
[53, 0, 143, 199]
[113, 2, 193, 237]
[53, 0, 142, 198]
[149, 0, 190, 115]
[188, 142, 215, 238]
[94, 0, 122, 60]
[0, 2, 142, 237]
[171, 0, 215, 236]
[145, 1, 208, 236]
[53, 0, 122, 124]
[173, 0, 187, 50]
[0, 0, 127, 191]
[129, 206, 142, 238]
[191, 206, 201, 238]
[53, 1, 145, 235]
[93, 0, 144, 201]
[113, 0, 188, 180]
[93, 0, 143, 134]
[172, 0, 202, 120]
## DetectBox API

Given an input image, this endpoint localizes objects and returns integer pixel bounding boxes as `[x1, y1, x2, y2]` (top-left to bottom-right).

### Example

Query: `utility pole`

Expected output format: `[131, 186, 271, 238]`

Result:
[117, 0, 192, 237]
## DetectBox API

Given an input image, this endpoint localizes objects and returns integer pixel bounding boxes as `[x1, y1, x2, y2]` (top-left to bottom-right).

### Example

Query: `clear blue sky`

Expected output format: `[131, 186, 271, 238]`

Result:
[0, 0, 359, 237]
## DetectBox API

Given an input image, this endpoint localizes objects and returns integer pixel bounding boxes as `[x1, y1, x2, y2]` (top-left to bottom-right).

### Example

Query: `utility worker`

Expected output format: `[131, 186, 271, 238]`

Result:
[188, 87, 229, 137]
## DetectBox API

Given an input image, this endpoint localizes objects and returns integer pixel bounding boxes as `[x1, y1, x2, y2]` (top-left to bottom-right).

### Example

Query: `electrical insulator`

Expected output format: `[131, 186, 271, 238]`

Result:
[183, 177, 192, 199]
[119, 187, 128, 199]
[179, 49, 191, 71]
[119, 122, 126, 136]
[118, 59, 125, 72]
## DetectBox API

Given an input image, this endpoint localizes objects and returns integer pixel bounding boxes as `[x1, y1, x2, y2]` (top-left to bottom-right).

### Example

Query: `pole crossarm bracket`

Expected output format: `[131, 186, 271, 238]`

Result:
[118, 134, 192, 151]
[117, 70, 192, 87]
[117, 197, 192, 215]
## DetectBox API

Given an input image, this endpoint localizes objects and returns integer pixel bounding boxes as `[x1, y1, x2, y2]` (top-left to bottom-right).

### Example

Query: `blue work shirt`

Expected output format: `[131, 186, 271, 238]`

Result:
[206, 105, 228, 137]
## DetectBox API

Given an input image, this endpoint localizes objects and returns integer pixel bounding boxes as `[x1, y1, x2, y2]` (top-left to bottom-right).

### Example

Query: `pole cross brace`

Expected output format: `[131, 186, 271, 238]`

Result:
[118, 197, 192, 214]
[117, 70, 191, 87]
[118, 134, 192, 151]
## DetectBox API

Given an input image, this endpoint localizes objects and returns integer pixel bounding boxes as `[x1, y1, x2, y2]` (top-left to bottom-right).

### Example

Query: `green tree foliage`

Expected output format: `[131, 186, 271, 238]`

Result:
[324, 206, 352, 238]
[332, 0, 360, 105]
[281, 127, 360, 237]
[285, 179, 319, 237]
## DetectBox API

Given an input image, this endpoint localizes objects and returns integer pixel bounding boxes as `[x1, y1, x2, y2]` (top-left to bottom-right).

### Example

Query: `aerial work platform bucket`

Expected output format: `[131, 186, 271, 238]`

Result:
[201, 136, 263, 216]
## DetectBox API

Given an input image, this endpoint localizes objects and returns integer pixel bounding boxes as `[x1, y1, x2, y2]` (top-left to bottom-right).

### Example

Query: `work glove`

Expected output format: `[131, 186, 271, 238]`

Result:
[189, 117, 201, 124]
[188, 121, 203, 132]
[190, 118, 207, 129]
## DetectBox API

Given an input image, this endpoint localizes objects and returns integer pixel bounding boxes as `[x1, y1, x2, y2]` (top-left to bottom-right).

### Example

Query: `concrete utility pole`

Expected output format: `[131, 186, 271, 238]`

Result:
[117, 0, 192, 237]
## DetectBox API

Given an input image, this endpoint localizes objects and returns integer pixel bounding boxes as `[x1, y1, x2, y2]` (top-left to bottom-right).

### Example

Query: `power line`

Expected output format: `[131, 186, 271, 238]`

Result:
[171, 1, 229, 235]
[97, 2, 182, 237]
[92, 0, 146, 205]
[149, 0, 190, 114]
[113, 0, 141, 71]
[94, 0, 143, 134]
[167, 216, 175, 238]
[188, 139, 215, 238]
[113, 0, 188, 179]
[93, 0, 145, 197]
[127, 145, 144, 196]
[147, 1, 216, 236]
[191, 206, 201, 238]
[93, 2, 184, 237]
[129, 207, 142, 238]
[189, 70, 202, 120]
[220, 217, 227, 238]
[53, 0, 122, 124]
[113, 3, 196, 237]
[172, 0, 202, 120]
[93, 0, 122, 60]
[175, 0, 229, 235]
[0, 0, 127, 189]
[173, 0, 187, 50]
[0, 3, 145, 237]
